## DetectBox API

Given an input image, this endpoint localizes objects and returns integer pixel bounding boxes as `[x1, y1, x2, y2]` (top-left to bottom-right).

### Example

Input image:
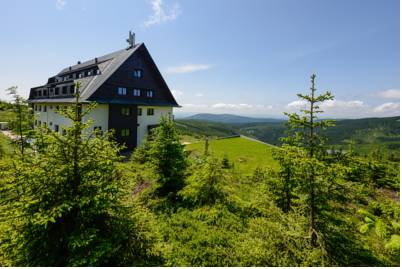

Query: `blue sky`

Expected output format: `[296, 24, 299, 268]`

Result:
[0, 0, 399, 118]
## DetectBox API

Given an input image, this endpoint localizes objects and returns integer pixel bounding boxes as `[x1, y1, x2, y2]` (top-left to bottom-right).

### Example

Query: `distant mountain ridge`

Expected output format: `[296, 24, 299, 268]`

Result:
[185, 113, 284, 124]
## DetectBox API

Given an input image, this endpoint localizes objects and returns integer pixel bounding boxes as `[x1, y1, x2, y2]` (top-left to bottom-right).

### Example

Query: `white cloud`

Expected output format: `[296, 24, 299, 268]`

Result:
[373, 102, 400, 113]
[375, 89, 400, 99]
[166, 64, 212, 74]
[195, 93, 203, 97]
[179, 103, 274, 113]
[182, 103, 208, 109]
[56, 0, 67, 10]
[322, 100, 364, 109]
[172, 89, 183, 97]
[212, 103, 253, 109]
[286, 100, 308, 109]
[286, 99, 364, 110]
[143, 0, 181, 27]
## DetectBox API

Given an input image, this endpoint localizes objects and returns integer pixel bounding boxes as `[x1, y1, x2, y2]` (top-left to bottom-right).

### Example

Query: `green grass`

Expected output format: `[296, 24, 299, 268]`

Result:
[0, 110, 15, 123]
[0, 133, 14, 156]
[185, 137, 279, 174]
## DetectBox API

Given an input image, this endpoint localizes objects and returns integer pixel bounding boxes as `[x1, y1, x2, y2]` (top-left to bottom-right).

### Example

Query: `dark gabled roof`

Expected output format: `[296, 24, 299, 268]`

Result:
[76, 44, 142, 102]
[28, 42, 179, 107]
[29, 43, 142, 103]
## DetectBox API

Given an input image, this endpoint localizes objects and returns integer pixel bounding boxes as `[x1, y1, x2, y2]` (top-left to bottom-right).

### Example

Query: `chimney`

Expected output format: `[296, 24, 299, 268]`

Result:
[77, 61, 81, 65]
[69, 66, 72, 71]
[95, 57, 98, 63]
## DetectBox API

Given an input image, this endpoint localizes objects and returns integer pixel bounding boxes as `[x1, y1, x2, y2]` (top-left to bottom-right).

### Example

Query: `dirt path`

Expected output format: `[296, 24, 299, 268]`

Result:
[240, 135, 277, 147]
[1, 130, 19, 141]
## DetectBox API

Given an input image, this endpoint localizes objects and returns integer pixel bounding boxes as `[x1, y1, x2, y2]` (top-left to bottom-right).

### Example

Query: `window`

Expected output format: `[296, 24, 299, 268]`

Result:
[117, 87, 127, 95]
[43, 105, 47, 112]
[43, 89, 48, 96]
[78, 73, 83, 78]
[133, 89, 141, 96]
[34, 105, 37, 111]
[49, 122, 53, 126]
[54, 125, 59, 132]
[62, 129, 67, 136]
[121, 128, 130, 137]
[93, 126, 103, 135]
[137, 108, 142, 116]
[38, 105, 42, 112]
[147, 108, 154, 116]
[146, 90, 154, 98]
[55, 88, 59, 95]
[96, 69, 101, 75]
[38, 121, 41, 125]
[43, 122, 47, 127]
[56, 105, 60, 110]
[70, 85, 75, 94]
[62, 86, 67, 94]
[133, 69, 143, 78]
[121, 107, 130, 116]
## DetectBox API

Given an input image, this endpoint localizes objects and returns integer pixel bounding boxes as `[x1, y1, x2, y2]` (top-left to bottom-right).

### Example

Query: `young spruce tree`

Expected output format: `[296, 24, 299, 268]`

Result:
[0, 83, 159, 266]
[6, 86, 32, 156]
[281, 74, 334, 246]
[133, 116, 188, 200]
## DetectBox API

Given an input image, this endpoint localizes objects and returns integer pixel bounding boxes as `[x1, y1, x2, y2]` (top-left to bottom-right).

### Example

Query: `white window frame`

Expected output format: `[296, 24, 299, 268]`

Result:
[117, 87, 127, 95]
[133, 89, 141, 96]
[133, 69, 142, 78]
[146, 90, 154, 98]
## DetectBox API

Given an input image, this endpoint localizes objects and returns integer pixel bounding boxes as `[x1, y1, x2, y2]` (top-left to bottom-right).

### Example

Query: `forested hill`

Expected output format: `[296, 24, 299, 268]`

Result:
[175, 116, 400, 152]
[185, 113, 284, 123]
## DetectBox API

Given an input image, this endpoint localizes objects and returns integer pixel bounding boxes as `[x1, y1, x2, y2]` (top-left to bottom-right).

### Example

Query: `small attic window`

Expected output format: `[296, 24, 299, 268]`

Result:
[133, 69, 143, 78]
[117, 87, 127, 95]
[146, 90, 154, 98]
[96, 69, 101, 75]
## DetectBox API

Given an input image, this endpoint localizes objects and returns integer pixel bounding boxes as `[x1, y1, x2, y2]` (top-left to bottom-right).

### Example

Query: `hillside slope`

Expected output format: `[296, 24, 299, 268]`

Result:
[185, 136, 279, 173]
[186, 113, 284, 123]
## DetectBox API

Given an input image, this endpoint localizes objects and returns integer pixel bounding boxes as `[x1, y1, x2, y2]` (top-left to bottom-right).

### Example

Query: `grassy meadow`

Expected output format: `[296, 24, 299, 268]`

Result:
[185, 136, 279, 173]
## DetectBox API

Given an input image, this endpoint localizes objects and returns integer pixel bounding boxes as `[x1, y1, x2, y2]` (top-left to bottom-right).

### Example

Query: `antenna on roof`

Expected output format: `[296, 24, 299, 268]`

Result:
[126, 31, 135, 48]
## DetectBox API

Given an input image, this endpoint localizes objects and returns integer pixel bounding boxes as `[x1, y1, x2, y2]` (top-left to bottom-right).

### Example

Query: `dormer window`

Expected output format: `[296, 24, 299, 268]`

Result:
[117, 87, 127, 95]
[133, 69, 143, 78]
[79, 73, 83, 78]
[146, 90, 154, 98]
[96, 69, 101, 75]
[133, 89, 141, 96]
